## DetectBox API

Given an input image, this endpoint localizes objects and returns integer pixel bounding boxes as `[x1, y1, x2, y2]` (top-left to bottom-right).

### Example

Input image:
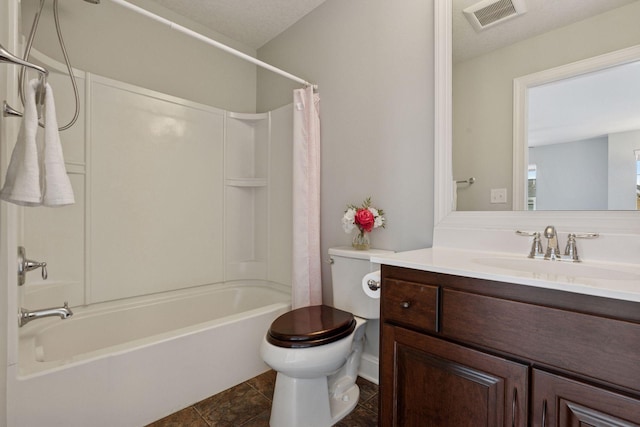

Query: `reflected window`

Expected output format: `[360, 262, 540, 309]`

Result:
[528, 164, 537, 211]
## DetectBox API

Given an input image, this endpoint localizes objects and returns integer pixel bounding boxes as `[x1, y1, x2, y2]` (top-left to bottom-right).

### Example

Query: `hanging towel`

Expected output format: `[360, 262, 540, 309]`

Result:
[0, 79, 43, 206]
[41, 82, 74, 206]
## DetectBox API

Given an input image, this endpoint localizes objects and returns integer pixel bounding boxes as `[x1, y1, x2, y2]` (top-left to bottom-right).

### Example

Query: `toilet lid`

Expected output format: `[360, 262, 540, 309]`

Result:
[267, 305, 356, 348]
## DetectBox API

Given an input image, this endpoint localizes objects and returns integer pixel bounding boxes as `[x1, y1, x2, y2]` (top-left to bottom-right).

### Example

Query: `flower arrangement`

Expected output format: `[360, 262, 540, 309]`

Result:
[342, 197, 385, 249]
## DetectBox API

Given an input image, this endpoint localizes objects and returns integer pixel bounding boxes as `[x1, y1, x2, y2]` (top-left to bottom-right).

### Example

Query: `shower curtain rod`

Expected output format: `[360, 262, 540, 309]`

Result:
[109, 0, 317, 89]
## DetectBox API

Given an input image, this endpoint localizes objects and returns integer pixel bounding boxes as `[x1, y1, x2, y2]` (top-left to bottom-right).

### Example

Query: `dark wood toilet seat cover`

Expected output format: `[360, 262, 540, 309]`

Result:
[267, 305, 356, 348]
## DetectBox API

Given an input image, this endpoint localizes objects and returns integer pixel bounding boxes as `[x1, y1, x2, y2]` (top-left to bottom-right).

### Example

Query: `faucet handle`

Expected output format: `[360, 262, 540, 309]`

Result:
[574, 233, 599, 239]
[516, 231, 544, 258]
[564, 233, 599, 262]
[564, 234, 579, 261]
[17, 246, 48, 286]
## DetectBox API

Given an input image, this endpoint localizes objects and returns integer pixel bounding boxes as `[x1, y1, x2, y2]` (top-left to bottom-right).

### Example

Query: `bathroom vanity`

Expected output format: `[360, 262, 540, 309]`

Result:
[375, 249, 640, 427]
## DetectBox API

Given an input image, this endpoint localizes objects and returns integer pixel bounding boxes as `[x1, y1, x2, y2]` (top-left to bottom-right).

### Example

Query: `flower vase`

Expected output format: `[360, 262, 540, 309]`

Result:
[352, 230, 370, 250]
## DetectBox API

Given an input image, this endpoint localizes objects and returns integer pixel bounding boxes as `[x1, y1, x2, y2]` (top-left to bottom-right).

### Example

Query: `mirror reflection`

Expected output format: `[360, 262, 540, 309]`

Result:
[452, 0, 640, 211]
[526, 60, 640, 211]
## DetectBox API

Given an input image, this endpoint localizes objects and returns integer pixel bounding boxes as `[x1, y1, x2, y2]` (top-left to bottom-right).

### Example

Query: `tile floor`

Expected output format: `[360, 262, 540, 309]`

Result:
[146, 370, 378, 427]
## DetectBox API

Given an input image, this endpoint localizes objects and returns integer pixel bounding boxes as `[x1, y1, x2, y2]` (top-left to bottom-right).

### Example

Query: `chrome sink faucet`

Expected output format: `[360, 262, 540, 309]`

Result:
[517, 227, 598, 262]
[543, 225, 561, 260]
[19, 302, 73, 327]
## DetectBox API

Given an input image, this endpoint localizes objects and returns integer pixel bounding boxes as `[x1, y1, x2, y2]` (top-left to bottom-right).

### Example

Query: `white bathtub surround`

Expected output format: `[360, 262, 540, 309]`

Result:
[10, 281, 290, 426]
[19, 51, 293, 308]
[291, 86, 322, 309]
[6, 50, 296, 427]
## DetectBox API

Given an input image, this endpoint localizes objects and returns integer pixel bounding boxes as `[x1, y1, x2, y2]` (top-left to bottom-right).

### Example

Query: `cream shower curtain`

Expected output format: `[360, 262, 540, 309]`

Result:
[291, 86, 322, 309]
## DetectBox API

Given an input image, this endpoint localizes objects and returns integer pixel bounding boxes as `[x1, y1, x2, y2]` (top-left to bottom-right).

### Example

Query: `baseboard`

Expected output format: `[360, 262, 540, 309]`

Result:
[358, 353, 379, 385]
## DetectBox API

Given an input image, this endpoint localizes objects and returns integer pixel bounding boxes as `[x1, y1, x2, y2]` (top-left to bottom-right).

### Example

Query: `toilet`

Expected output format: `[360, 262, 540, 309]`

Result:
[260, 246, 391, 427]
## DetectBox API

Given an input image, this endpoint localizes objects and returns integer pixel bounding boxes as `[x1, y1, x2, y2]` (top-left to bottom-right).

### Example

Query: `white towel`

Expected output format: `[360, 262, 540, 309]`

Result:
[41, 82, 74, 206]
[0, 79, 42, 206]
[0, 79, 75, 207]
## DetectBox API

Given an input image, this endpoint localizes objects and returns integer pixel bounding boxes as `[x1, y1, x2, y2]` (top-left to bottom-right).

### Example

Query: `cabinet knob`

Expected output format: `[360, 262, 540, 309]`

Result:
[400, 301, 410, 309]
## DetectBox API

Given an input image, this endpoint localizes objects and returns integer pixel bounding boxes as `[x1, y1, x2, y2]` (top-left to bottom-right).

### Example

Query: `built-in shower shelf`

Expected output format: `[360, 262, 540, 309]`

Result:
[226, 178, 267, 187]
[227, 111, 269, 122]
[225, 109, 271, 282]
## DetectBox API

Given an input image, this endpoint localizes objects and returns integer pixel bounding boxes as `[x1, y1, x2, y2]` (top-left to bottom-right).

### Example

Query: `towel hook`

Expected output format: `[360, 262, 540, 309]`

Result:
[455, 177, 476, 185]
[0, 42, 49, 122]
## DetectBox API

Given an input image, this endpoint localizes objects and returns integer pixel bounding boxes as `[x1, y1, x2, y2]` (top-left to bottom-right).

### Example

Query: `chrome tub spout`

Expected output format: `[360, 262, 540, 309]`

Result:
[19, 302, 73, 327]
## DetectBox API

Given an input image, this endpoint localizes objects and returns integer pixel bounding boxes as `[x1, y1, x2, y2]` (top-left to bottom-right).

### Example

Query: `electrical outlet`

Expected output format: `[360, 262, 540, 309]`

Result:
[490, 188, 507, 204]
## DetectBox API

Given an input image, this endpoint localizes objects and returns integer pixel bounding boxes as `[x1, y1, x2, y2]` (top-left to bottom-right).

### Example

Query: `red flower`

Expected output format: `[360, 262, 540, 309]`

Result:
[355, 208, 375, 232]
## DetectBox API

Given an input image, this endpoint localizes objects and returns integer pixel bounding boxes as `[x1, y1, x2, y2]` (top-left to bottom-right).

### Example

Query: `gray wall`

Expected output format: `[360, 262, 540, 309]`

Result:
[257, 0, 435, 303]
[529, 138, 608, 210]
[608, 130, 640, 210]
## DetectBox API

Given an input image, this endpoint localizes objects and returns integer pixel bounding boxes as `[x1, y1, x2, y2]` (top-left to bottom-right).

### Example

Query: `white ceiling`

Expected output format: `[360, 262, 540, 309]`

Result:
[529, 60, 640, 147]
[148, 0, 327, 49]
[453, 0, 638, 63]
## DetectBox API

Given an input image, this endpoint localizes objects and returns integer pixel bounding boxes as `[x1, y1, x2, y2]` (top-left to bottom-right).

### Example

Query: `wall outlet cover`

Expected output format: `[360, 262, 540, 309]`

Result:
[491, 188, 508, 204]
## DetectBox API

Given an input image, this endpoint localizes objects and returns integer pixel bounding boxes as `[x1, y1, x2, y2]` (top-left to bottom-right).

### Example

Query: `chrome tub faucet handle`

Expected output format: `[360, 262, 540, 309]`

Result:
[18, 246, 47, 286]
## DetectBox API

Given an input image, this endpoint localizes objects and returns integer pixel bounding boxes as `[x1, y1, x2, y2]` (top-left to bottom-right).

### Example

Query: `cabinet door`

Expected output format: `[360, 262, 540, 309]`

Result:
[532, 369, 640, 427]
[380, 324, 528, 427]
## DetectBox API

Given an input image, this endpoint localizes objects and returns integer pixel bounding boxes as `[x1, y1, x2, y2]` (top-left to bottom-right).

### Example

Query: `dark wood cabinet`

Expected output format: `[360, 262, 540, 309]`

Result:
[379, 265, 640, 427]
[381, 324, 527, 427]
[531, 369, 640, 427]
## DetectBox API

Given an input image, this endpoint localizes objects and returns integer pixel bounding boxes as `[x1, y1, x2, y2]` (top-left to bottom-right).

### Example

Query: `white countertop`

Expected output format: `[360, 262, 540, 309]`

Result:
[371, 248, 640, 303]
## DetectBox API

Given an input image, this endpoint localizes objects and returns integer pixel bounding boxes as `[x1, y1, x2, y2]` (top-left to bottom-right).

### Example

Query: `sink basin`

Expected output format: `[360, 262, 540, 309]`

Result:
[472, 257, 640, 281]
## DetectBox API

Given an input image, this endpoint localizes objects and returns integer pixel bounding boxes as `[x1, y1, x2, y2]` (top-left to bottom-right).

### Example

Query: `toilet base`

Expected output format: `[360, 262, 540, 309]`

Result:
[269, 373, 360, 427]
[329, 381, 360, 424]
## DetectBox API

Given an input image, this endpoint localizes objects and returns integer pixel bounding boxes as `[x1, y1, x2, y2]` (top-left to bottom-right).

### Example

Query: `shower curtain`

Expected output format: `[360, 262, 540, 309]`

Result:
[291, 86, 322, 309]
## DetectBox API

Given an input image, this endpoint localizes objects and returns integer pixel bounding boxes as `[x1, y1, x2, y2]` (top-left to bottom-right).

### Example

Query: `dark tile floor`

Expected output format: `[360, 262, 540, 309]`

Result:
[146, 370, 378, 427]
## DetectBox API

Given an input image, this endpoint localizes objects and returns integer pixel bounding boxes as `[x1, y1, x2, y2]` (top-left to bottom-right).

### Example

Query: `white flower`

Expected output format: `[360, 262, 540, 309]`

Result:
[367, 207, 385, 229]
[342, 208, 356, 233]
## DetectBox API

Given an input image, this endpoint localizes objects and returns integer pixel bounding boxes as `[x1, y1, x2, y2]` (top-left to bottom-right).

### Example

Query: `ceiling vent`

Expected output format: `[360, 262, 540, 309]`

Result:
[463, 0, 527, 32]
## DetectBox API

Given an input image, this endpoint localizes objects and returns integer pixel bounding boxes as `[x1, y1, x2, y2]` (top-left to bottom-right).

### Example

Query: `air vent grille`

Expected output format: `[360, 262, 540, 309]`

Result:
[475, 0, 517, 26]
[464, 0, 527, 32]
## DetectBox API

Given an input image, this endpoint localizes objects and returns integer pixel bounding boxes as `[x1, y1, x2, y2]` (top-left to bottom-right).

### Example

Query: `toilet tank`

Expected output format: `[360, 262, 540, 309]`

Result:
[328, 246, 394, 319]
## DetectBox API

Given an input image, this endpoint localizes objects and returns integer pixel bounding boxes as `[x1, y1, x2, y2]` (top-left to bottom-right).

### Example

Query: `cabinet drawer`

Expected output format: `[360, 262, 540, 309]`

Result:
[441, 289, 640, 393]
[382, 279, 438, 333]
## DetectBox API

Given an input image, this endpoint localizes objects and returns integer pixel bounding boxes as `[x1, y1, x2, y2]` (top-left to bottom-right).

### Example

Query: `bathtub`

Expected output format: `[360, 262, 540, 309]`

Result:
[8, 280, 291, 427]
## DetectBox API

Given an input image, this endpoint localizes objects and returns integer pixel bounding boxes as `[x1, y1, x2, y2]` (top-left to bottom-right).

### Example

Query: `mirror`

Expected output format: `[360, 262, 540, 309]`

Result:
[433, 0, 640, 235]
[451, 0, 640, 211]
